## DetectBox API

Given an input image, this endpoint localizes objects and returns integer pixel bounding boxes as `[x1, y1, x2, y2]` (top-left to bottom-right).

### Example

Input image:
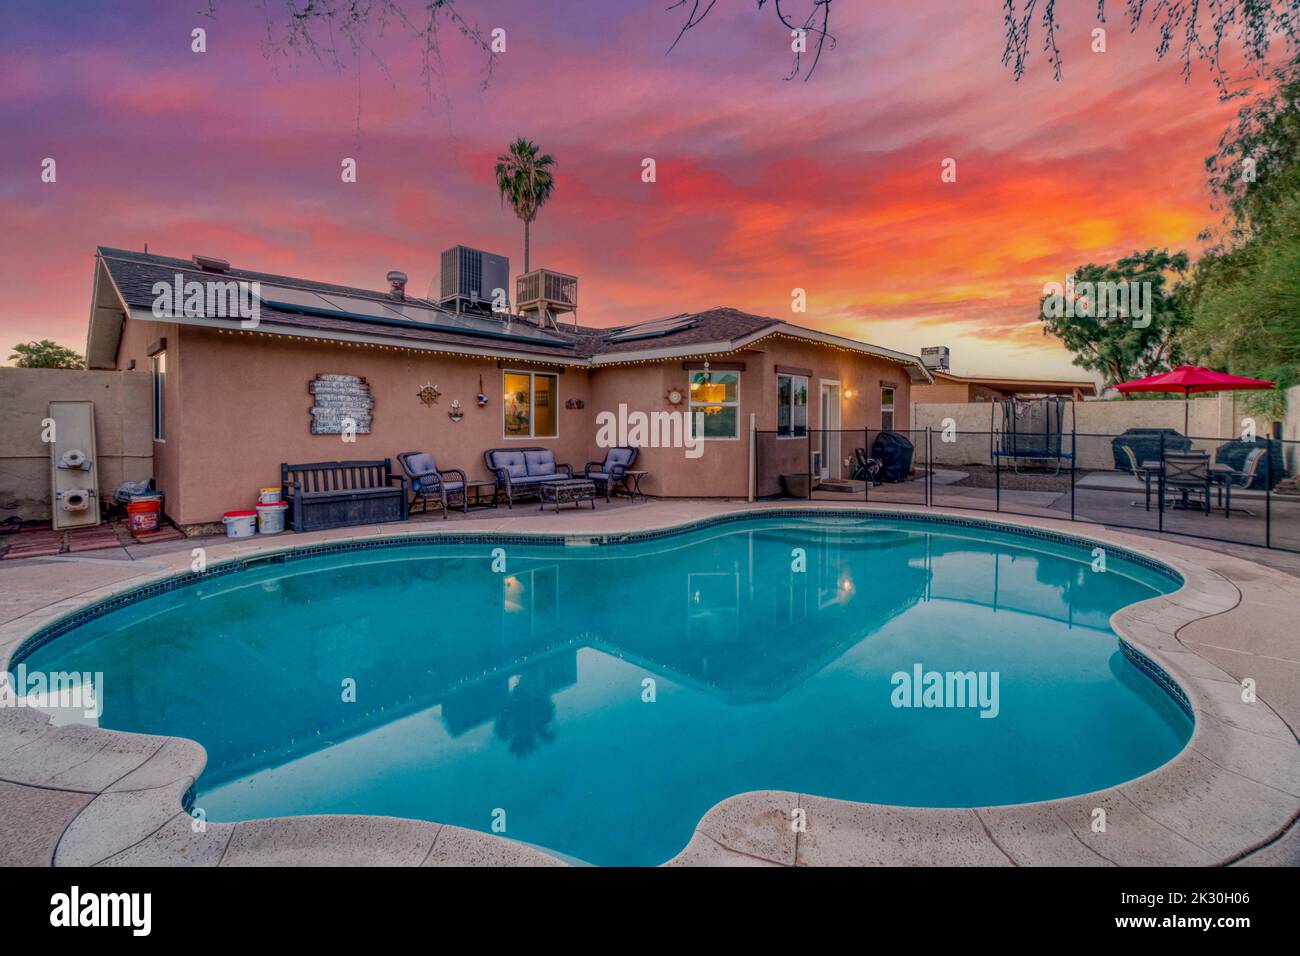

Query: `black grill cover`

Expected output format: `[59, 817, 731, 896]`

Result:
[871, 431, 913, 483]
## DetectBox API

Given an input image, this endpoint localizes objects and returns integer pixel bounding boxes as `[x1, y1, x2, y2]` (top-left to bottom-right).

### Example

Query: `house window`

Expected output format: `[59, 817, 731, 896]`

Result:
[776, 374, 808, 437]
[688, 369, 739, 439]
[881, 386, 896, 431]
[151, 352, 166, 441]
[503, 370, 558, 438]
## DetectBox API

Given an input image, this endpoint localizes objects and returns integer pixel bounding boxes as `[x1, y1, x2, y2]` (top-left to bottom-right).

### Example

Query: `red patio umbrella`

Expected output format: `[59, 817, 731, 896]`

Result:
[1114, 365, 1275, 434]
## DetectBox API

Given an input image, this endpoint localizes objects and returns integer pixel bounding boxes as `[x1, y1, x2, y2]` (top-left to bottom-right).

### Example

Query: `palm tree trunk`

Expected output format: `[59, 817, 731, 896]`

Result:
[524, 220, 531, 274]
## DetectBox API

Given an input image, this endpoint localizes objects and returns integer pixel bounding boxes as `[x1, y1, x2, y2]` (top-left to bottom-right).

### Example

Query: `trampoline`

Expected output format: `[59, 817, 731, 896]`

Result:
[993, 397, 1075, 475]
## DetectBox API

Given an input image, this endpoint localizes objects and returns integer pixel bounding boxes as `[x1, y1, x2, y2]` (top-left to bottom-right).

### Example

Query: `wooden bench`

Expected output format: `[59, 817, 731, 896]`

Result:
[281, 459, 408, 532]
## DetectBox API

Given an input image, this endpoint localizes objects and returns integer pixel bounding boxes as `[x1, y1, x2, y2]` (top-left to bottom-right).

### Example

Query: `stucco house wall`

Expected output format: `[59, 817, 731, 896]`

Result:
[136, 326, 599, 526]
[911, 378, 971, 404]
[108, 317, 919, 523]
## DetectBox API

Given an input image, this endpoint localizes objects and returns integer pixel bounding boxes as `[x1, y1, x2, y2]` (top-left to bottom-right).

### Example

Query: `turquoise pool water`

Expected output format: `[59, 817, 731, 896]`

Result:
[17, 516, 1190, 866]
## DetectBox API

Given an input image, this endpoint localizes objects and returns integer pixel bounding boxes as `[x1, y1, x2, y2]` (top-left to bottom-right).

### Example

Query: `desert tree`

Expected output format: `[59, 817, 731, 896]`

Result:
[1002, 0, 1300, 98]
[666, 0, 836, 79]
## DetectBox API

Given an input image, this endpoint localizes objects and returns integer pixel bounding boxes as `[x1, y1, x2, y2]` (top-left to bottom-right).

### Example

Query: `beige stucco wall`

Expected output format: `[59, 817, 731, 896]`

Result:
[0, 367, 153, 521]
[914, 393, 1282, 470]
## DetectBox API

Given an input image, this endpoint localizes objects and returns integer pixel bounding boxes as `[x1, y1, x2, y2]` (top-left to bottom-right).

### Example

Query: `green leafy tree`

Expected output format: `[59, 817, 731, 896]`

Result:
[1183, 198, 1300, 417]
[1039, 249, 1191, 388]
[1204, 56, 1300, 244]
[1182, 55, 1300, 416]
[9, 340, 85, 369]
[495, 138, 556, 274]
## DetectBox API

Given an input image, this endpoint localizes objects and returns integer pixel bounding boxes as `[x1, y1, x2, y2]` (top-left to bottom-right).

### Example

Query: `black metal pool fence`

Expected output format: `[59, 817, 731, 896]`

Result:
[754, 428, 1300, 554]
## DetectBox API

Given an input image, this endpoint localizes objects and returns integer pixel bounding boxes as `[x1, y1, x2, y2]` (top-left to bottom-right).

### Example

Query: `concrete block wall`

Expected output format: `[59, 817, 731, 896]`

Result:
[0, 368, 154, 521]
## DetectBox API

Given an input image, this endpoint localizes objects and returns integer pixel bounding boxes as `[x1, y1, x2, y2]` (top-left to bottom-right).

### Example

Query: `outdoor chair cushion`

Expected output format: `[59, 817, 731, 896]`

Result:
[511, 473, 567, 486]
[491, 451, 528, 479]
[603, 448, 636, 470]
[403, 452, 437, 476]
[524, 450, 558, 476]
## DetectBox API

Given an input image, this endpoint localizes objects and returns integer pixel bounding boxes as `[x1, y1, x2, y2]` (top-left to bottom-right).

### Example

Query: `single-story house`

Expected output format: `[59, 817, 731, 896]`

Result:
[913, 370, 1097, 403]
[86, 247, 932, 527]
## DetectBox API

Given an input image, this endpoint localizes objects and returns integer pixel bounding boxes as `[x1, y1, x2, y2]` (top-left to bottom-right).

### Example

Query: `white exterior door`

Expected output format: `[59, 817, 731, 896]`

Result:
[819, 382, 840, 479]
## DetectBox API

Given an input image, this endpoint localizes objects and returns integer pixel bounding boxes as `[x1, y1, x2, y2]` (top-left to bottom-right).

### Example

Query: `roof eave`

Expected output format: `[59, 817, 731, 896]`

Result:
[123, 307, 592, 366]
[762, 323, 934, 383]
[86, 254, 132, 369]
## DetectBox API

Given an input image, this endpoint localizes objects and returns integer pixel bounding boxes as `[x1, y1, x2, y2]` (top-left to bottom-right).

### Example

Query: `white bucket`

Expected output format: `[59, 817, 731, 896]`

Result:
[256, 501, 288, 534]
[223, 510, 257, 539]
[258, 487, 282, 505]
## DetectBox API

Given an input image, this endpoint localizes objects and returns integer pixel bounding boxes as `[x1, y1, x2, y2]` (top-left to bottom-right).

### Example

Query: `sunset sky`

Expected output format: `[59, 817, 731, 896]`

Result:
[0, 0, 1250, 379]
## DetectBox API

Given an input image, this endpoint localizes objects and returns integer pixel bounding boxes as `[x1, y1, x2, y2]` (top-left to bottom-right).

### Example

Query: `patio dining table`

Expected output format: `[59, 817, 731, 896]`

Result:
[1139, 459, 1248, 517]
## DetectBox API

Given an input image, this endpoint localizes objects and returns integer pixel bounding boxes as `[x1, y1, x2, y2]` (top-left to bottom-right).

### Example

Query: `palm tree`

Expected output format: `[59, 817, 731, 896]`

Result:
[495, 138, 556, 273]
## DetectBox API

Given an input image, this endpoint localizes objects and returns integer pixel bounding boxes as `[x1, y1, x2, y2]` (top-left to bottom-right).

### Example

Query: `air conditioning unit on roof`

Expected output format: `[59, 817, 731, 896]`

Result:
[438, 245, 510, 314]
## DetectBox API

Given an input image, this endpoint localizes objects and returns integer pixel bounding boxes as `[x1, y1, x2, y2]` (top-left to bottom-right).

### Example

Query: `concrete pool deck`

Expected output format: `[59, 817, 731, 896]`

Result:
[1, 499, 1297, 867]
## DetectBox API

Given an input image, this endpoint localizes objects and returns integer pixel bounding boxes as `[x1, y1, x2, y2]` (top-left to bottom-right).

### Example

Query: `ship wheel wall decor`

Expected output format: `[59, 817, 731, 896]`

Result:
[416, 383, 442, 406]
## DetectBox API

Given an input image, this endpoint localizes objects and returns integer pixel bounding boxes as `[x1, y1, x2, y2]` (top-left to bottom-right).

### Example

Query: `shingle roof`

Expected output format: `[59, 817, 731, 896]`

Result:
[91, 247, 926, 377]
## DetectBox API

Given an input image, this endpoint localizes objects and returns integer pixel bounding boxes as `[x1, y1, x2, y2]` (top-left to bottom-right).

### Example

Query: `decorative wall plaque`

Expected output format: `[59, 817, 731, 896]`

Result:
[309, 373, 374, 434]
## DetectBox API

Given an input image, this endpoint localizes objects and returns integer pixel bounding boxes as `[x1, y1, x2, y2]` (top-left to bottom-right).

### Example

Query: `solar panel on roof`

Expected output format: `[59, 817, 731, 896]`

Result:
[256, 286, 337, 312]
[315, 292, 407, 320]
[256, 285, 575, 349]
[604, 314, 698, 343]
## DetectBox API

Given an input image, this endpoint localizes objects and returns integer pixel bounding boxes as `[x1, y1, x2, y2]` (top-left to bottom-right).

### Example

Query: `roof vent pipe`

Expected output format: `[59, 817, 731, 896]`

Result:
[387, 270, 408, 300]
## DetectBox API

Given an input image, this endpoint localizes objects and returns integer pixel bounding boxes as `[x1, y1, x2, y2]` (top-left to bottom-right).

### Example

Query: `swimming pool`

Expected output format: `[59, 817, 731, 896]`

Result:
[14, 514, 1191, 866]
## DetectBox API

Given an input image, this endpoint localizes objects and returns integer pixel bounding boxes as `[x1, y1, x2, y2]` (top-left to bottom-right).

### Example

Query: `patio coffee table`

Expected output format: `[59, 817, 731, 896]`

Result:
[539, 478, 598, 512]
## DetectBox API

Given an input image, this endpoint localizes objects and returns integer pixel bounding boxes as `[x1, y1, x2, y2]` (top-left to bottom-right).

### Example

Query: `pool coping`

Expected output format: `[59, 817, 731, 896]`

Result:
[1, 501, 1297, 867]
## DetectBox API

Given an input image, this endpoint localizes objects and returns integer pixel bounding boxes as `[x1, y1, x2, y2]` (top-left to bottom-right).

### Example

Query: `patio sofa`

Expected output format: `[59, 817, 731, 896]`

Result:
[483, 447, 573, 508]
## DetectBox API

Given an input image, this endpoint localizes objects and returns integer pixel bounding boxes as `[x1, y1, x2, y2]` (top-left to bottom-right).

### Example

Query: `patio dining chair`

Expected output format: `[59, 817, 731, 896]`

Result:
[396, 451, 468, 520]
[1160, 452, 1212, 515]
[1119, 444, 1159, 511]
[1213, 446, 1266, 517]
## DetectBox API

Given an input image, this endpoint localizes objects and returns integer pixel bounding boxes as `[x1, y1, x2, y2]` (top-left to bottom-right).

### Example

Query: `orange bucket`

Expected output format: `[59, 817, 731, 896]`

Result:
[126, 496, 161, 533]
